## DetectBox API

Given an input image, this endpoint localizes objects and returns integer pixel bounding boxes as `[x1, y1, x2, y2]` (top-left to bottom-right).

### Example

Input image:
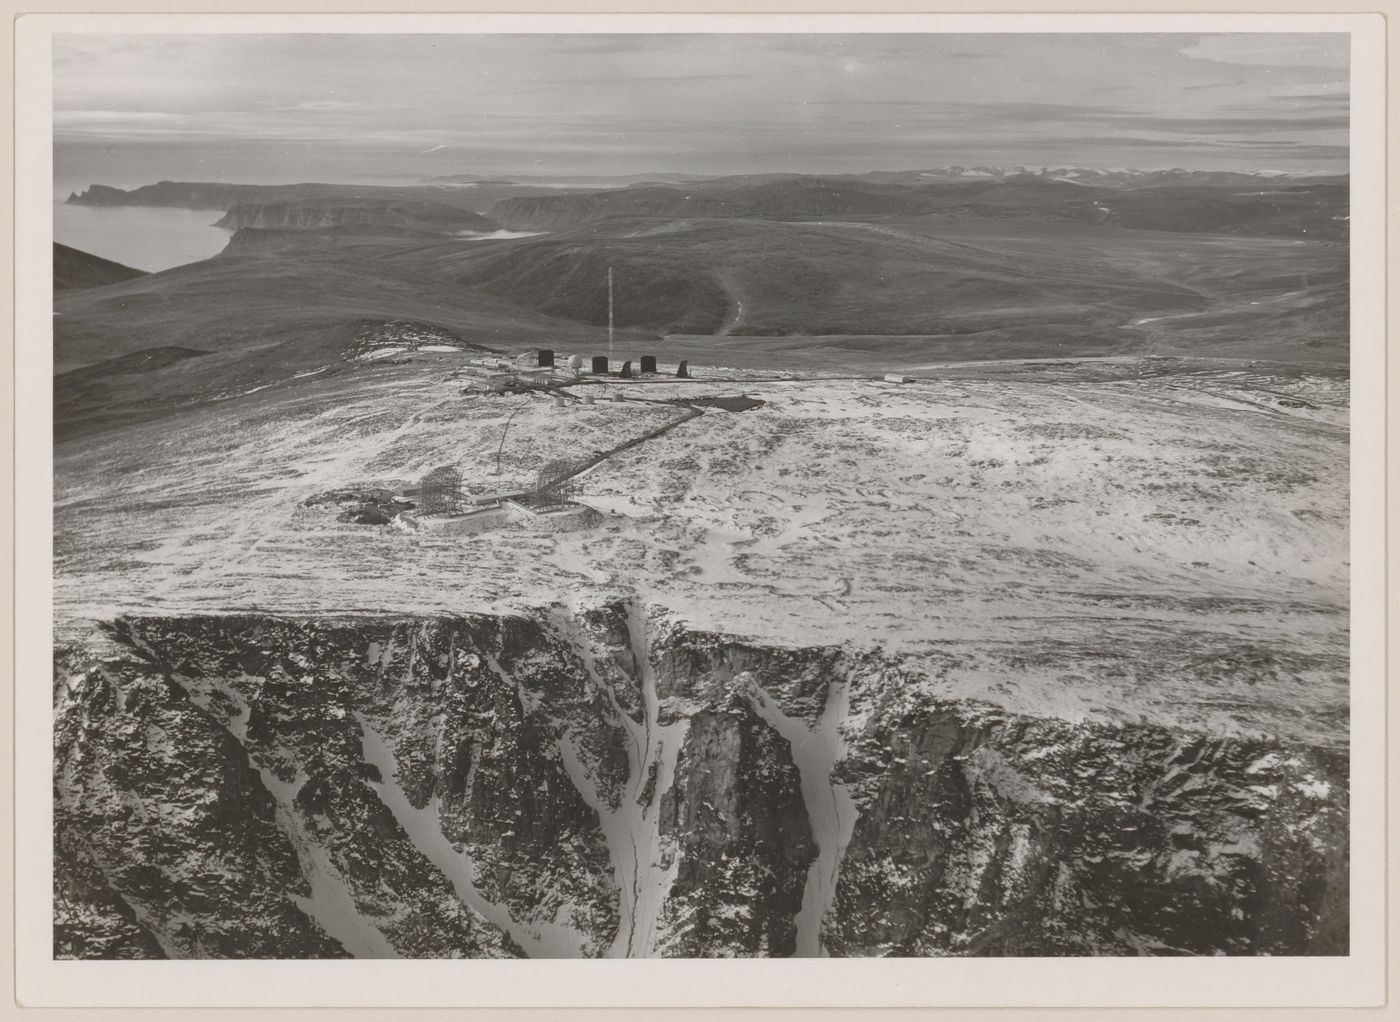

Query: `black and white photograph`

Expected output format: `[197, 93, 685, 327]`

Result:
[15, 10, 1389, 1009]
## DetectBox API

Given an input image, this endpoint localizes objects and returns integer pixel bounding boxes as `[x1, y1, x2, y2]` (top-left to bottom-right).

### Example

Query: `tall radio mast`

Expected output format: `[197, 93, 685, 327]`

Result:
[607, 266, 615, 363]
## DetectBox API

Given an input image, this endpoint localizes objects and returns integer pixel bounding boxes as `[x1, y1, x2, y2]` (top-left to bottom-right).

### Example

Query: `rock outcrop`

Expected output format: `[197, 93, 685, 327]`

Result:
[53, 602, 1348, 959]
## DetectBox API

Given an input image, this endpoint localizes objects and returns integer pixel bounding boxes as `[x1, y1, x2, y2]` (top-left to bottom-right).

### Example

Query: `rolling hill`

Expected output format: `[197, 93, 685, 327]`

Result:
[210, 208, 1346, 359]
[53, 243, 148, 291]
[51, 238, 628, 439]
[490, 175, 1348, 240]
[69, 171, 1349, 244]
[384, 215, 1312, 341]
[53, 171, 1349, 441]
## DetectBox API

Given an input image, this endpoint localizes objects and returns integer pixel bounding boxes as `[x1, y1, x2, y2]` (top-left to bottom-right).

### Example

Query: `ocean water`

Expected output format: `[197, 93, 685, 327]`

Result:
[53, 198, 233, 273]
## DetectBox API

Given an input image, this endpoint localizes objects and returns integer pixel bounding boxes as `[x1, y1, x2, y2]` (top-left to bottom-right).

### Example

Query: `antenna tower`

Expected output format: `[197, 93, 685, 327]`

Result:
[607, 266, 615, 363]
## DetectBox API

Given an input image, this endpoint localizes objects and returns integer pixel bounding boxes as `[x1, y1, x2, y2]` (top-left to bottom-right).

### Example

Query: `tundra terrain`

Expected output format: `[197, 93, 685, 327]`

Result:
[52, 169, 1350, 959]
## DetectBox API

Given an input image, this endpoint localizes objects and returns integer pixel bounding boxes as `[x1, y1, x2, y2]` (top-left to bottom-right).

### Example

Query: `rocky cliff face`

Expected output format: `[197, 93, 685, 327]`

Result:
[53, 602, 1347, 959]
[67, 182, 263, 210]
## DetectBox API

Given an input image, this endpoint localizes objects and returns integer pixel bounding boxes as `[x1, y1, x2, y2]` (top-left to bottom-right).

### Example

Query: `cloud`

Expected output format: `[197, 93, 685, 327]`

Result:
[269, 99, 367, 112]
[1179, 34, 1350, 69]
[1093, 113, 1348, 135]
[544, 36, 657, 56]
[50, 31, 1354, 178]
[1258, 91, 1350, 109]
[787, 101, 1138, 120]
[1181, 80, 1247, 91]
[543, 74, 753, 85]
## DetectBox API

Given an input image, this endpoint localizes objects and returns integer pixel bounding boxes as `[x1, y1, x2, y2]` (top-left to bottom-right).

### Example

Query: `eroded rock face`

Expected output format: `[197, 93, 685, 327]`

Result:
[831, 697, 1347, 956]
[54, 657, 346, 959]
[52, 603, 1347, 960]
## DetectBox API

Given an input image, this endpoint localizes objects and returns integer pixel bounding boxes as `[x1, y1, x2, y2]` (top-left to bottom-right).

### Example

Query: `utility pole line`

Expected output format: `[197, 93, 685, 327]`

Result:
[494, 401, 529, 477]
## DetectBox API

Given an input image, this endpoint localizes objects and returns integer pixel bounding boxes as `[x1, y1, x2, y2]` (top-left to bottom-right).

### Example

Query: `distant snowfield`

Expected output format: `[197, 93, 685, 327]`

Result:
[455, 229, 546, 241]
[53, 359, 1349, 743]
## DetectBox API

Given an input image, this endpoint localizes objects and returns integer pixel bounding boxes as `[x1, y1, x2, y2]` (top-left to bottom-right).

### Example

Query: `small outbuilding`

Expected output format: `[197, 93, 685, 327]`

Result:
[591, 355, 609, 374]
[538, 349, 555, 368]
[884, 374, 915, 384]
[640, 355, 657, 374]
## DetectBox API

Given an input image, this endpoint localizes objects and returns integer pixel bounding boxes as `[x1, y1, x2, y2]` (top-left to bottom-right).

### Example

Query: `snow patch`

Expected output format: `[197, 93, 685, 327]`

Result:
[744, 673, 857, 958]
[455, 229, 546, 241]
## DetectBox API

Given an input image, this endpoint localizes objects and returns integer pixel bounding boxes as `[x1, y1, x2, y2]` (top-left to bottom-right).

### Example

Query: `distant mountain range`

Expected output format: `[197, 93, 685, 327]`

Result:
[414, 166, 1342, 190]
[68, 167, 1348, 242]
[489, 173, 1348, 240]
[66, 166, 1345, 212]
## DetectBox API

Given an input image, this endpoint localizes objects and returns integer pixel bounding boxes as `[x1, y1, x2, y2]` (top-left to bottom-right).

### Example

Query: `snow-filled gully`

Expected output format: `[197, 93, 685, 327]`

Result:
[176, 675, 400, 959]
[745, 674, 858, 958]
[355, 714, 588, 959]
[167, 618, 856, 959]
[547, 605, 689, 958]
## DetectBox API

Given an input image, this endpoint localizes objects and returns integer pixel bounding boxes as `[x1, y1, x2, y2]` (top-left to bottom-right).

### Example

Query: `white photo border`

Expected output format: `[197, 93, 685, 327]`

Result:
[13, 10, 1387, 1009]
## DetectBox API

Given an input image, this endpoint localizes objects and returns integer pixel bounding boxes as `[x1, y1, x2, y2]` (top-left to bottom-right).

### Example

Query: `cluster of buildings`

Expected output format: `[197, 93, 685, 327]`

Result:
[535, 349, 689, 380]
[472, 348, 691, 397]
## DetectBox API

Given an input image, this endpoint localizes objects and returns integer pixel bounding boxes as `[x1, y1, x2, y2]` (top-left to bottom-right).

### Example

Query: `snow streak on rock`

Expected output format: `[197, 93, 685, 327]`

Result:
[179, 675, 398, 959]
[289, 824, 399, 959]
[355, 714, 587, 959]
[547, 603, 689, 957]
[745, 673, 857, 957]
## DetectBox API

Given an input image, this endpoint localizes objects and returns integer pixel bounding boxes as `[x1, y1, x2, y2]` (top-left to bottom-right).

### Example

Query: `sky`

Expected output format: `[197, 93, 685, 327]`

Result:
[53, 33, 1350, 188]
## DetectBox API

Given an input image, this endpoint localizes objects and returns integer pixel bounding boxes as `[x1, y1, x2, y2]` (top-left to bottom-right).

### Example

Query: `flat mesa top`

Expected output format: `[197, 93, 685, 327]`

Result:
[53, 358, 1349, 747]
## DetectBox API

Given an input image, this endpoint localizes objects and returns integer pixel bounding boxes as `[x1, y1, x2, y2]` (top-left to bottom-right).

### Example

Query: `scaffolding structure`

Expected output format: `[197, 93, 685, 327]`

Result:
[419, 465, 464, 515]
[532, 458, 580, 507]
